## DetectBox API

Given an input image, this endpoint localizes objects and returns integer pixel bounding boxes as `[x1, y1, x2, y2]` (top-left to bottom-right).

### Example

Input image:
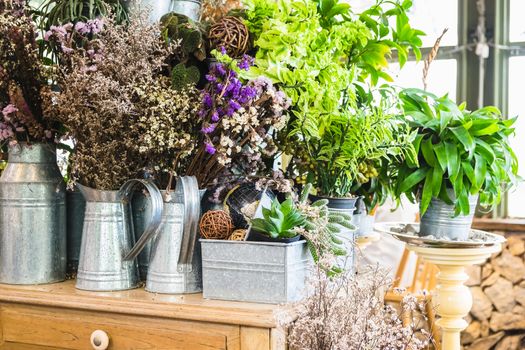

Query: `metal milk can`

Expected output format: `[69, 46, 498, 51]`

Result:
[146, 176, 202, 294]
[0, 142, 67, 284]
[76, 179, 163, 291]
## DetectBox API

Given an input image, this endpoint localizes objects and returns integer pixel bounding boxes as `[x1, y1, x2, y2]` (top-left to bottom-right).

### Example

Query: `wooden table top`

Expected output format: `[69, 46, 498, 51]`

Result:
[0, 280, 294, 328]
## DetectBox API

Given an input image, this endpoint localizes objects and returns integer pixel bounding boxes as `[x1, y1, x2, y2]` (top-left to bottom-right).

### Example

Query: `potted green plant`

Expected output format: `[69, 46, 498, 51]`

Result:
[240, 0, 423, 216]
[200, 184, 354, 303]
[395, 88, 519, 240]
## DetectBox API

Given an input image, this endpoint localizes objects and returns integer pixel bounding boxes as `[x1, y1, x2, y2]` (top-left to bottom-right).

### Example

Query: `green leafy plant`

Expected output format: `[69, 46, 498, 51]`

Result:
[250, 197, 306, 239]
[241, 0, 423, 198]
[395, 88, 519, 216]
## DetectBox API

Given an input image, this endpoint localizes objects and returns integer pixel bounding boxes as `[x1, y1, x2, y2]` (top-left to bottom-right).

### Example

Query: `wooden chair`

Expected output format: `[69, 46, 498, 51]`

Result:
[384, 247, 441, 349]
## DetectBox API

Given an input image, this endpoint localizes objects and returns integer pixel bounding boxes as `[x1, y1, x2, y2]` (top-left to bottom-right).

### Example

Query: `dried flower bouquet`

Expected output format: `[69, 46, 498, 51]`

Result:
[0, 0, 57, 145]
[45, 12, 200, 190]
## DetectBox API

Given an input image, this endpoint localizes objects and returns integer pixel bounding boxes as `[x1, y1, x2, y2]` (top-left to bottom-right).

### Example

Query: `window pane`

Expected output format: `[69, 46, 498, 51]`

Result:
[510, 0, 525, 42]
[389, 59, 458, 101]
[507, 57, 525, 217]
[349, 0, 458, 47]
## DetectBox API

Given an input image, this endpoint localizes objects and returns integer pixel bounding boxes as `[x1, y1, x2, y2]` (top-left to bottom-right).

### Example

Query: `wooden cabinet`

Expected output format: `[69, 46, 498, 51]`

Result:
[0, 281, 291, 350]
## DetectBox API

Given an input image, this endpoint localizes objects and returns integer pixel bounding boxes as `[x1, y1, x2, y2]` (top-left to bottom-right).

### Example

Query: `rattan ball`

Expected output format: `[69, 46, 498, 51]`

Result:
[208, 16, 250, 57]
[199, 210, 234, 240]
[228, 229, 247, 241]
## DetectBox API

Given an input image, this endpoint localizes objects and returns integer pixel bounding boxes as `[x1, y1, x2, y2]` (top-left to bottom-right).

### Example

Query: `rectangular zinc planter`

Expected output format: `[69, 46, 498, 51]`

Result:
[201, 239, 312, 304]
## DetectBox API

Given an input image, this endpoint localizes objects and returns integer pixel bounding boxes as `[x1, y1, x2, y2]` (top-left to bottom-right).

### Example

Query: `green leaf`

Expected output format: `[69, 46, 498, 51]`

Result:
[399, 168, 428, 193]
[431, 166, 443, 197]
[473, 154, 487, 191]
[421, 138, 437, 167]
[433, 142, 448, 171]
[450, 125, 475, 154]
[420, 170, 434, 216]
[445, 141, 460, 182]
[475, 139, 496, 164]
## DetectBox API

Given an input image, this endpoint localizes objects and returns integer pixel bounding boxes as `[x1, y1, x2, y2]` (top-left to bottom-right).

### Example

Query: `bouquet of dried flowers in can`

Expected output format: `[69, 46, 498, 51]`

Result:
[186, 49, 291, 190]
[0, 0, 57, 146]
[44, 12, 201, 190]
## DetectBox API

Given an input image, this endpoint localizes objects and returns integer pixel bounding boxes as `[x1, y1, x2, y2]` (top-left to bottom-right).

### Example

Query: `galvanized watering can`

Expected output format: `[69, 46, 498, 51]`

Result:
[76, 179, 163, 291]
[0, 143, 66, 285]
[146, 176, 202, 294]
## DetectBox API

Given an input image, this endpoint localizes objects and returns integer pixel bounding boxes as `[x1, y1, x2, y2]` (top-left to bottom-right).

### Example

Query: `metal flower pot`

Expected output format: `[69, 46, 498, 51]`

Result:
[66, 187, 86, 274]
[419, 188, 478, 240]
[141, 0, 172, 23]
[201, 239, 311, 304]
[0, 143, 66, 284]
[76, 180, 163, 291]
[131, 190, 154, 280]
[146, 176, 202, 294]
[352, 197, 376, 238]
[170, 0, 202, 21]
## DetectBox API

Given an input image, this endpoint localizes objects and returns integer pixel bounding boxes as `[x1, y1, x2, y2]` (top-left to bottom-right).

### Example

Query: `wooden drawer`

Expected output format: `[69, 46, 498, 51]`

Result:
[0, 304, 240, 350]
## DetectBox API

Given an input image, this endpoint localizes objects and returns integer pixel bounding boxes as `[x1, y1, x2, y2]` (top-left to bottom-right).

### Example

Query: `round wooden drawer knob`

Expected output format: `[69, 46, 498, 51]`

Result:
[90, 329, 110, 350]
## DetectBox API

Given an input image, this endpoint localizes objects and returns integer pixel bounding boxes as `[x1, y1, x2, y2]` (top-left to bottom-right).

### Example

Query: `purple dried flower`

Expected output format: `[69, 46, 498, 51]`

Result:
[203, 93, 213, 108]
[74, 22, 86, 33]
[201, 123, 217, 134]
[220, 46, 227, 55]
[211, 111, 220, 122]
[237, 55, 255, 71]
[205, 142, 216, 155]
[215, 63, 227, 77]
[205, 74, 217, 82]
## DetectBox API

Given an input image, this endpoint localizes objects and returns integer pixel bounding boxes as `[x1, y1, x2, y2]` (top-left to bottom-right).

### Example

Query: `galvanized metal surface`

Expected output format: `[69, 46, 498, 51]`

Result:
[134, 0, 173, 23]
[146, 176, 202, 294]
[420, 189, 478, 240]
[353, 212, 376, 238]
[170, 0, 202, 21]
[76, 180, 163, 291]
[131, 191, 153, 280]
[0, 143, 66, 284]
[66, 188, 86, 273]
[201, 240, 311, 304]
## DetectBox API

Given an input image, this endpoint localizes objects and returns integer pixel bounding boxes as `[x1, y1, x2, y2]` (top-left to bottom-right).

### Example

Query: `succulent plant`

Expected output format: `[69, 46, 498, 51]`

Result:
[171, 63, 201, 91]
[250, 198, 306, 239]
[298, 184, 355, 274]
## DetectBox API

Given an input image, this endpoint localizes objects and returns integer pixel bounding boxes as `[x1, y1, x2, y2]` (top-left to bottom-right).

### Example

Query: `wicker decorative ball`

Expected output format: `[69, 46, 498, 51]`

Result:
[208, 16, 250, 57]
[199, 210, 234, 240]
[228, 229, 247, 241]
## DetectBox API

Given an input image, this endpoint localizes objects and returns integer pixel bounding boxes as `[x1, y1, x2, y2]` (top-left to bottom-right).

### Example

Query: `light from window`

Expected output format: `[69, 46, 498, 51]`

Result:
[510, 0, 525, 43]
[348, 0, 458, 47]
[507, 57, 525, 217]
[389, 59, 458, 101]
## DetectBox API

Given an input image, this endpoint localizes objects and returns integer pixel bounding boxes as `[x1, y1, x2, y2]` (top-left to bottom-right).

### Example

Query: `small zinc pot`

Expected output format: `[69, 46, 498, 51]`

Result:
[0, 142, 67, 284]
[201, 239, 311, 304]
[352, 197, 376, 238]
[419, 188, 478, 241]
[66, 187, 86, 274]
[171, 0, 202, 21]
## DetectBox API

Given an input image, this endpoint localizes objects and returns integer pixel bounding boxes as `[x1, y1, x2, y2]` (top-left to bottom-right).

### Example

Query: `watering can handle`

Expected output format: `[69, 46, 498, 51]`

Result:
[177, 176, 200, 266]
[121, 179, 164, 261]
